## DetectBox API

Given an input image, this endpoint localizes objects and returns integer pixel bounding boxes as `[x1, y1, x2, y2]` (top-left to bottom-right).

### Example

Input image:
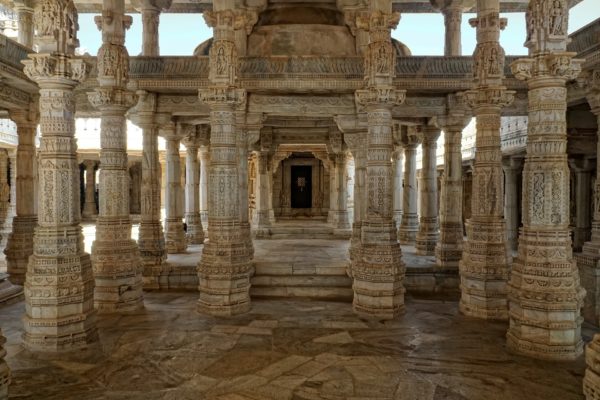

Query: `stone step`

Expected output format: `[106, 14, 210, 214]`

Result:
[251, 274, 351, 288]
[253, 262, 348, 276]
[250, 286, 353, 301]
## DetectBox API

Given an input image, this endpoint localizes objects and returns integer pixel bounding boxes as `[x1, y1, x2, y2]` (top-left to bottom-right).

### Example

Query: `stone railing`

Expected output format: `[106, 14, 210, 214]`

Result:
[395, 56, 523, 79]
[567, 18, 600, 60]
[0, 34, 30, 72]
[129, 56, 209, 78]
[0, 119, 18, 146]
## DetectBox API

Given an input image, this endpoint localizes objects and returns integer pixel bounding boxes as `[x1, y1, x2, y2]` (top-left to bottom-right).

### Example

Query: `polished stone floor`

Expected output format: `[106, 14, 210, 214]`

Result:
[0, 292, 590, 400]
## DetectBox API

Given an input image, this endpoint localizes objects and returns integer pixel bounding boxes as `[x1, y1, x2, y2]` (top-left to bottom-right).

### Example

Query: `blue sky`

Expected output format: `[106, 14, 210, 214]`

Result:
[77, 0, 598, 56]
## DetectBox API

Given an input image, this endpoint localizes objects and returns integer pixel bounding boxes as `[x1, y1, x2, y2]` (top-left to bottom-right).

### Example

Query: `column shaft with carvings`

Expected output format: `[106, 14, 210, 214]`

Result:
[253, 151, 274, 237]
[459, 0, 514, 320]
[353, 4, 406, 319]
[16, 6, 34, 48]
[329, 153, 350, 230]
[131, 95, 166, 289]
[81, 160, 97, 219]
[21, 0, 98, 351]
[197, 8, 254, 316]
[509, 0, 584, 361]
[237, 115, 254, 263]
[5, 108, 38, 285]
[398, 136, 419, 244]
[183, 134, 204, 244]
[0, 151, 10, 258]
[571, 161, 593, 251]
[416, 126, 440, 256]
[435, 103, 470, 269]
[392, 147, 403, 230]
[502, 157, 522, 252]
[164, 130, 186, 253]
[199, 147, 209, 227]
[89, 0, 143, 313]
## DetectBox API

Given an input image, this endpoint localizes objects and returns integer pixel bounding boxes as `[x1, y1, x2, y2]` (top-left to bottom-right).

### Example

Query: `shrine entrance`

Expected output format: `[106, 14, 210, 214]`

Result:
[291, 165, 312, 209]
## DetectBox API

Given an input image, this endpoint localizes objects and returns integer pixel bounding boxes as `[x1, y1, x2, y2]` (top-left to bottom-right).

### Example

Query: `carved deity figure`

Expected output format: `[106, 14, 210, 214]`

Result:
[550, 0, 566, 35]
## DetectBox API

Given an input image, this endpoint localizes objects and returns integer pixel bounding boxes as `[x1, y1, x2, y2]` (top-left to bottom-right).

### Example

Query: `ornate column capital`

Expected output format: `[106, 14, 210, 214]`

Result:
[464, 87, 514, 110]
[88, 87, 138, 111]
[501, 156, 523, 172]
[355, 87, 406, 109]
[199, 87, 246, 109]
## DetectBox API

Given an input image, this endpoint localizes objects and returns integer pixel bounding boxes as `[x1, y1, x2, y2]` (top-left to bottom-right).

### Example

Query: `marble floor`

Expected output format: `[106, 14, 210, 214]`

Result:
[0, 292, 591, 400]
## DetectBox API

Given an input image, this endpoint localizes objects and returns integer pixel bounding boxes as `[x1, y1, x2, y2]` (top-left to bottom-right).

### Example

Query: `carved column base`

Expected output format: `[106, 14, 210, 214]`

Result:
[398, 213, 419, 244]
[24, 226, 98, 352]
[584, 335, 600, 399]
[459, 219, 510, 320]
[328, 210, 351, 230]
[0, 329, 9, 398]
[197, 226, 252, 316]
[577, 235, 600, 325]
[138, 221, 166, 290]
[165, 218, 187, 253]
[435, 222, 464, 269]
[393, 211, 403, 230]
[352, 222, 405, 320]
[0, 273, 22, 304]
[4, 215, 37, 285]
[92, 220, 144, 313]
[416, 217, 439, 255]
[507, 230, 585, 361]
[185, 213, 204, 245]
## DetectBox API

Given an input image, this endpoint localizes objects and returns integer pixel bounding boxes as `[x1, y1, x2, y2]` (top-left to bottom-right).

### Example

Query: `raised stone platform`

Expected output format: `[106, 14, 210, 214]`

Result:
[253, 220, 352, 240]
[0, 273, 22, 305]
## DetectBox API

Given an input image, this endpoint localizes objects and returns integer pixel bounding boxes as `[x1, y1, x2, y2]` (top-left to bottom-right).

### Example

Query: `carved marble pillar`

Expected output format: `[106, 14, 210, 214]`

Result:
[392, 147, 403, 230]
[328, 153, 350, 230]
[21, 0, 98, 350]
[89, 2, 143, 313]
[183, 136, 204, 244]
[164, 131, 186, 253]
[459, 0, 514, 321]
[508, 0, 584, 361]
[199, 147, 209, 227]
[416, 126, 440, 256]
[5, 109, 38, 285]
[578, 75, 600, 329]
[435, 105, 470, 269]
[253, 151, 274, 236]
[141, 7, 160, 56]
[0, 151, 10, 255]
[236, 117, 254, 263]
[197, 7, 254, 316]
[6, 153, 15, 237]
[502, 157, 522, 252]
[131, 98, 166, 290]
[81, 160, 97, 219]
[443, 6, 462, 56]
[570, 159, 593, 251]
[0, 328, 8, 398]
[398, 139, 419, 244]
[15, 5, 33, 48]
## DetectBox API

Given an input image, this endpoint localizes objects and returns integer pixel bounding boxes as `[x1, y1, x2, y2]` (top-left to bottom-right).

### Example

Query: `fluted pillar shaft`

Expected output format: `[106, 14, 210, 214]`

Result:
[81, 161, 97, 219]
[392, 148, 403, 230]
[416, 127, 440, 255]
[184, 143, 204, 244]
[436, 125, 465, 268]
[508, 0, 584, 361]
[398, 143, 419, 244]
[345, 132, 367, 278]
[5, 111, 37, 285]
[164, 134, 186, 253]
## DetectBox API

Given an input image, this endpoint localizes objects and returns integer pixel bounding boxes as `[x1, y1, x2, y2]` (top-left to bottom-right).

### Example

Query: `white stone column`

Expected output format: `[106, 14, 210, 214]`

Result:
[89, 0, 143, 313]
[459, 0, 513, 321]
[570, 159, 593, 251]
[416, 126, 440, 256]
[398, 138, 419, 244]
[392, 147, 403, 230]
[5, 109, 38, 285]
[22, 0, 98, 350]
[435, 106, 470, 269]
[508, 0, 584, 361]
[502, 157, 522, 252]
[81, 160, 97, 219]
[15, 5, 34, 48]
[252, 151, 274, 237]
[199, 147, 209, 227]
[442, 6, 462, 56]
[352, 3, 406, 320]
[328, 153, 350, 230]
[131, 99, 166, 289]
[0, 151, 10, 256]
[141, 7, 160, 56]
[163, 129, 186, 253]
[0, 328, 8, 398]
[183, 135, 204, 244]
[236, 116, 254, 262]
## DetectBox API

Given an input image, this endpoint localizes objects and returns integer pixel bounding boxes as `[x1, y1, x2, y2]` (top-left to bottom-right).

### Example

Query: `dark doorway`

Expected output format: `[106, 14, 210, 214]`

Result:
[291, 166, 312, 208]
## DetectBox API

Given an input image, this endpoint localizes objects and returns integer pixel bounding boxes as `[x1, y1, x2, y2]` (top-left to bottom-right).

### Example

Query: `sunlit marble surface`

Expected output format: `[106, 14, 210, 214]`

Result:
[0, 292, 590, 399]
